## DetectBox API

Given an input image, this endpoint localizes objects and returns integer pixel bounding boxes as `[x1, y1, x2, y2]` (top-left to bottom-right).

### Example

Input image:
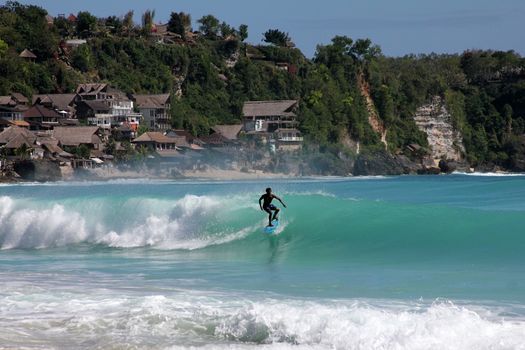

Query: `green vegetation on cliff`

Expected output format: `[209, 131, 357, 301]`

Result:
[1, 1, 525, 170]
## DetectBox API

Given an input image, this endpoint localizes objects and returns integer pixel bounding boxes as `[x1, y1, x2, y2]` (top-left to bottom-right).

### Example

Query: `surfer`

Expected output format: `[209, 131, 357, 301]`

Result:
[259, 187, 286, 227]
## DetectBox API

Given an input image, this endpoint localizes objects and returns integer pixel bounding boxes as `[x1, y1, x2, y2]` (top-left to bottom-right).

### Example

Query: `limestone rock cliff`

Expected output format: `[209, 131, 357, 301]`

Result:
[414, 96, 465, 164]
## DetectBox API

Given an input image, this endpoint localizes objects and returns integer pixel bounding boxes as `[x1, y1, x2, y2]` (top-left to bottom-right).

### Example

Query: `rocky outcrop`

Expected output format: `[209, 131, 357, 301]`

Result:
[353, 151, 421, 176]
[173, 73, 186, 98]
[13, 160, 62, 182]
[414, 96, 465, 164]
[508, 135, 525, 172]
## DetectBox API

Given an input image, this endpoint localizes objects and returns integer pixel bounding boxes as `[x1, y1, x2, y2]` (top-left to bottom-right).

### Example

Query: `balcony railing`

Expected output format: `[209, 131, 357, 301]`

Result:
[278, 136, 303, 142]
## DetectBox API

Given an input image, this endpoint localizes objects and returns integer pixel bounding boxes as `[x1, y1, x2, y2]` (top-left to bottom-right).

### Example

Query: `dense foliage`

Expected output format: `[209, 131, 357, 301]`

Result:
[1, 1, 524, 169]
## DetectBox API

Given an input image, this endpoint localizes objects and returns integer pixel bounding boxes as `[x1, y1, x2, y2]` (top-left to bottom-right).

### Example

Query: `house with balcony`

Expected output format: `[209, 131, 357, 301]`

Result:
[242, 100, 303, 151]
[76, 84, 134, 116]
[131, 94, 171, 131]
[24, 104, 64, 130]
[0, 93, 30, 129]
[75, 84, 141, 130]
[132, 131, 179, 157]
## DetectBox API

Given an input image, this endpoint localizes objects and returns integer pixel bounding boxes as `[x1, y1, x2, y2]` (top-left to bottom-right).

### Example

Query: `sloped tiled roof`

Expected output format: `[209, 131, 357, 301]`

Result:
[0, 126, 36, 145]
[132, 94, 170, 108]
[79, 100, 110, 112]
[0, 96, 14, 106]
[24, 105, 62, 118]
[212, 124, 243, 140]
[76, 83, 108, 95]
[242, 100, 298, 117]
[33, 94, 77, 111]
[133, 132, 176, 144]
[53, 126, 101, 146]
[0, 94, 29, 108]
[199, 132, 229, 145]
[5, 134, 34, 149]
[11, 93, 29, 104]
[170, 129, 197, 142]
[19, 49, 37, 59]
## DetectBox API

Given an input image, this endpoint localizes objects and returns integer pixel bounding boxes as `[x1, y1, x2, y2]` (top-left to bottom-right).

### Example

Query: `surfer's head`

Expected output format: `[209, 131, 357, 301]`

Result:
[266, 187, 272, 194]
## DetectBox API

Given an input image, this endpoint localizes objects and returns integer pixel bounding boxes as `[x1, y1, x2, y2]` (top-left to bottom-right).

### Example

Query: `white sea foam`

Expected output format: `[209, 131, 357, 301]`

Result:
[0, 195, 256, 250]
[0, 290, 524, 349]
[453, 171, 525, 177]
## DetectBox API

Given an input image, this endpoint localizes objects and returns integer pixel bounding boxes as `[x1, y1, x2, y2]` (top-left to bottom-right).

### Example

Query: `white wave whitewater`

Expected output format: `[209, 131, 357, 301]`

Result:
[0, 194, 255, 250]
[0, 288, 524, 350]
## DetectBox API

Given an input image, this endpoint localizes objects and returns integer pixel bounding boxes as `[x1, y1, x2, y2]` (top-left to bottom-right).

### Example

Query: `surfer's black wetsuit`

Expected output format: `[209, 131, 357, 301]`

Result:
[259, 191, 286, 227]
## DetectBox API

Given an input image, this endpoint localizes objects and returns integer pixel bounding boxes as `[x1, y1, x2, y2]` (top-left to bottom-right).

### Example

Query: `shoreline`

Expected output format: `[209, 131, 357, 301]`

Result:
[1, 167, 524, 184]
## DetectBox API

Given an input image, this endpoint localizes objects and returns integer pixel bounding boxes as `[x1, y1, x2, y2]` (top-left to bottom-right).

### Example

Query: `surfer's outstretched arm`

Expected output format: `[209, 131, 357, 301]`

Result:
[274, 195, 287, 208]
[259, 195, 264, 210]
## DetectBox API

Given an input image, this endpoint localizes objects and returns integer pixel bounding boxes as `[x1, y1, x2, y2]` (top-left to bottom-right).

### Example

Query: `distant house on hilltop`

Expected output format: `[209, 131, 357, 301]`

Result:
[19, 49, 36, 61]
[242, 100, 302, 151]
[64, 39, 87, 49]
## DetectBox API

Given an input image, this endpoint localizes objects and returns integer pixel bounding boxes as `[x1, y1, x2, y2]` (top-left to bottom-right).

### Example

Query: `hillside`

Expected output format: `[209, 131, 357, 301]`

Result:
[1, 2, 525, 173]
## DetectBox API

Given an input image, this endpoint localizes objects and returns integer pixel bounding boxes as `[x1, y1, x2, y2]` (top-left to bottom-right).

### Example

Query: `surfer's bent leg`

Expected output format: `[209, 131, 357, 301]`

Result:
[273, 208, 280, 221]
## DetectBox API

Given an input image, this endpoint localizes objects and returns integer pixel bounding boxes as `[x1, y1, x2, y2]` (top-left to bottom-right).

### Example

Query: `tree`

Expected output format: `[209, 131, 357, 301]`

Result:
[71, 44, 93, 72]
[168, 12, 191, 37]
[137, 125, 149, 136]
[238, 24, 248, 42]
[15, 144, 32, 160]
[220, 22, 235, 38]
[314, 36, 354, 68]
[197, 15, 220, 38]
[0, 39, 7, 57]
[122, 10, 134, 34]
[73, 144, 90, 159]
[141, 9, 155, 35]
[105, 16, 123, 35]
[350, 38, 381, 62]
[263, 29, 290, 47]
[53, 16, 74, 37]
[76, 11, 97, 38]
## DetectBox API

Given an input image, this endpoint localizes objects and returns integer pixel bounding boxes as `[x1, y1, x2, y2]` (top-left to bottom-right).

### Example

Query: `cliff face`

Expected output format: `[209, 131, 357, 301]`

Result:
[358, 74, 388, 148]
[414, 96, 465, 164]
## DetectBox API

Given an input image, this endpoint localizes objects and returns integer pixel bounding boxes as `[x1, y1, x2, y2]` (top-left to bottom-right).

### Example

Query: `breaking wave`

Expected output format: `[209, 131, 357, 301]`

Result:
[0, 194, 257, 250]
[1, 190, 525, 267]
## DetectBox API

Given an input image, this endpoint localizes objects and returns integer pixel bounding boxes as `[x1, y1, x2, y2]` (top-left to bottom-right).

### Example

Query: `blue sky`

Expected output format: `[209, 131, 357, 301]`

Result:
[15, 0, 525, 57]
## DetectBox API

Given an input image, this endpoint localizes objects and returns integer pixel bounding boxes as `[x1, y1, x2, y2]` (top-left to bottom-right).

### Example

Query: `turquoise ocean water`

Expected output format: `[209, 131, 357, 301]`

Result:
[1, 175, 525, 349]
